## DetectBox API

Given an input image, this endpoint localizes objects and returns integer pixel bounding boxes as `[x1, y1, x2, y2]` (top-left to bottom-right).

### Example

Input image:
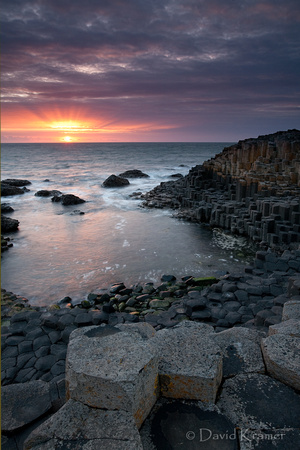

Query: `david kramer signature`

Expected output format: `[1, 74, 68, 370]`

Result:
[186, 428, 285, 443]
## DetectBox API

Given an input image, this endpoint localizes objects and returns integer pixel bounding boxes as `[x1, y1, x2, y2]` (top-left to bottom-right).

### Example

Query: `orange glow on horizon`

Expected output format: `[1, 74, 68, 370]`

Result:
[1, 104, 179, 143]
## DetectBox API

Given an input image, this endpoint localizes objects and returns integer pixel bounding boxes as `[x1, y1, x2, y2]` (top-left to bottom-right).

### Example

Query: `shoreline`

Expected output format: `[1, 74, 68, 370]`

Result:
[2, 130, 300, 449]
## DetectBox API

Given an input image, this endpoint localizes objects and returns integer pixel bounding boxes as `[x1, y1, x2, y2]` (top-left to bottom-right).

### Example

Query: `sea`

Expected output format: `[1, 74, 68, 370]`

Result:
[1, 142, 258, 306]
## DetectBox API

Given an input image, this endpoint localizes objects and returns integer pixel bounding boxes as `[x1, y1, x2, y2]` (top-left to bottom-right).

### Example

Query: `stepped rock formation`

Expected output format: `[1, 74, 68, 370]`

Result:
[142, 130, 300, 251]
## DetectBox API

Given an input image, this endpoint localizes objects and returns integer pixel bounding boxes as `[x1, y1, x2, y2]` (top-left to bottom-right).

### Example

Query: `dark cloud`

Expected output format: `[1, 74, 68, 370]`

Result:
[1, 0, 300, 141]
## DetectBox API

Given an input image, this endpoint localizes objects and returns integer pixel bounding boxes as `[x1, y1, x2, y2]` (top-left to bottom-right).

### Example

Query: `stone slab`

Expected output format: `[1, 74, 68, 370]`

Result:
[268, 319, 300, 337]
[217, 373, 300, 430]
[66, 324, 159, 428]
[261, 334, 300, 390]
[282, 299, 300, 321]
[211, 328, 265, 377]
[24, 399, 143, 450]
[1, 380, 52, 432]
[152, 321, 222, 403]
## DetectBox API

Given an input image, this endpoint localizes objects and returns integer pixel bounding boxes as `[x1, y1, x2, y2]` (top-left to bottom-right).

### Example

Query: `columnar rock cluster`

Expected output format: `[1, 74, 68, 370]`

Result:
[142, 130, 300, 251]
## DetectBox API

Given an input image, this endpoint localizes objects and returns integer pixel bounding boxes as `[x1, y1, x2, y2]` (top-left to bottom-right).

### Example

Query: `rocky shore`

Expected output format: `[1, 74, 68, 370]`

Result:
[141, 129, 300, 252]
[2, 130, 300, 449]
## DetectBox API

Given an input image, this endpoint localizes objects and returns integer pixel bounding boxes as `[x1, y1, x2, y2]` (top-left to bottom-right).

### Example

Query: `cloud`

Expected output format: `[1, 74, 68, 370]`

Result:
[1, 0, 300, 141]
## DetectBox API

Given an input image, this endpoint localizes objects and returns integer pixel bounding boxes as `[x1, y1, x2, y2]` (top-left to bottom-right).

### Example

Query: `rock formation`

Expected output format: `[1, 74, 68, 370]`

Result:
[142, 130, 300, 252]
[102, 174, 130, 187]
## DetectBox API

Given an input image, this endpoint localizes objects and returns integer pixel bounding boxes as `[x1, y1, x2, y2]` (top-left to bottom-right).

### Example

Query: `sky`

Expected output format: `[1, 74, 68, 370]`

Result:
[1, 0, 300, 143]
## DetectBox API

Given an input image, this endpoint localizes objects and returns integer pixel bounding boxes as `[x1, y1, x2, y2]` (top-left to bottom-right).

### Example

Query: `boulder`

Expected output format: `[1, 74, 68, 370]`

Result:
[161, 274, 176, 282]
[35, 190, 62, 197]
[66, 324, 159, 428]
[118, 169, 149, 178]
[1, 183, 26, 196]
[261, 334, 300, 390]
[2, 179, 31, 186]
[169, 173, 183, 178]
[2, 380, 52, 432]
[1, 215, 19, 232]
[1, 203, 14, 212]
[152, 321, 222, 403]
[51, 194, 85, 205]
[102, 174, 130, 187]
[24, 399, 143, 450]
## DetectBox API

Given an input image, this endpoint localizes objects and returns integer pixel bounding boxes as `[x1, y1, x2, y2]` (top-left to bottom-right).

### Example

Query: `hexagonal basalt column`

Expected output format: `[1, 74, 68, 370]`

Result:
[66, 324, 159, 428]
[152, 322, 222, 403]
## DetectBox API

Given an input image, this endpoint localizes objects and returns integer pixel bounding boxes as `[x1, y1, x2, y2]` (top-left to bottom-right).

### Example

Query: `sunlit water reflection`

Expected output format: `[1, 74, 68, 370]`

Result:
[1, 143, 257, 306]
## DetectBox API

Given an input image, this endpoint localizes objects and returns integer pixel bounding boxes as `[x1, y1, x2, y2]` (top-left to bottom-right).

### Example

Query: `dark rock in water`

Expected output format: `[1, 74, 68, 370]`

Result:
[1, 216, 19, 232]
[2, 179, 31, 187]
[1, 235, 13, 251]
[110, 282, 126, 293]
[102, 174, 130, 187]
[1, 183, 26, 196]
[170, 173, 183, 178]
[1, 203, 14, 213]
[56, 296, 72, 307]
[35, 190, 62, 197]
[118, 169, 149, 178]
[70, 210, 85, 215]
[161, 274, 177, 282]
[51, 194, 85, 205]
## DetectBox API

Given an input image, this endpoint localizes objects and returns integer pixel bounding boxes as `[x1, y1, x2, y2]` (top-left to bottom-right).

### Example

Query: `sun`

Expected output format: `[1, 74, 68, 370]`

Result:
[62, 136, 73, 142]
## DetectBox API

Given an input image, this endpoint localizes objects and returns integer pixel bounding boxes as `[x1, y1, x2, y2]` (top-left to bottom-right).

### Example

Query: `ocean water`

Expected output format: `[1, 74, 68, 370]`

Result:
[1, 142, 257, 306]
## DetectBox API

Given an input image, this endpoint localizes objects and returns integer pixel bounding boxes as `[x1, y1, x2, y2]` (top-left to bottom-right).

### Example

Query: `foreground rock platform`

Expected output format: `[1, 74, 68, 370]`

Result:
[66, 324, 159, 428]
[3, 314, 299, 450]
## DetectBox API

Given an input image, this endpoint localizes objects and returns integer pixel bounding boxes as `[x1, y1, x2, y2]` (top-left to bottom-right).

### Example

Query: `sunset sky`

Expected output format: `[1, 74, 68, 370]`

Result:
[1, 0, 300, 143]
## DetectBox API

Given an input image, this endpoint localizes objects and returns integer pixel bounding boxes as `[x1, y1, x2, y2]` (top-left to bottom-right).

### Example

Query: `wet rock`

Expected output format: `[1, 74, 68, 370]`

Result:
[1, 203, 14, 212]
[1, 216, 19, 232]
[118, 169, 149, 178]
[102, 174, 130, 187]
[161, 274, 176, 282]
[1, 235, 13, 251]
[217, 373, 300, 430]
[1, 183, 26, 196]
[51, 194, 85, 205]
[35, 190, 62, 197]
[169, 173, 183, 178]
[2, 179, 31, 187]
